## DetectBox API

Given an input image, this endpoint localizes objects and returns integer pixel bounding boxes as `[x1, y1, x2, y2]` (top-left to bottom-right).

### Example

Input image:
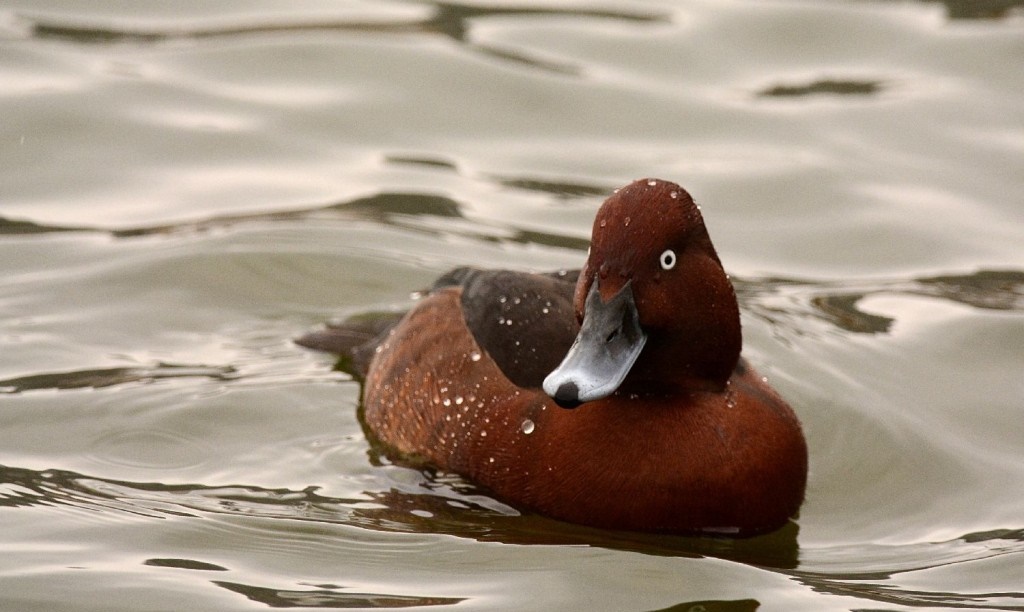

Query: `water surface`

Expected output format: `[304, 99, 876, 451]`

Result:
[2, 1, 1023, 610]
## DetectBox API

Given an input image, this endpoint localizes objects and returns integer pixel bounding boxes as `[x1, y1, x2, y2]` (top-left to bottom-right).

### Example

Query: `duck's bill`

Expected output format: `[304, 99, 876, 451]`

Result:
[542, 279, 647, 408]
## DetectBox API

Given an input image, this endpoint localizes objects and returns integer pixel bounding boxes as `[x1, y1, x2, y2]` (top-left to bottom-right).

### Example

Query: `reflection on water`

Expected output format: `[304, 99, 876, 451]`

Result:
[1, 184, 595, 251]
[21, 1, 665, 77]
[3, 461, 1022, 608]
[791, 529, 1024, 609]
[7, 181, 1020, 343]
[0, 462, 785, 564]
[3, 0, 1023, 608]
[736, 269, 1024, 336]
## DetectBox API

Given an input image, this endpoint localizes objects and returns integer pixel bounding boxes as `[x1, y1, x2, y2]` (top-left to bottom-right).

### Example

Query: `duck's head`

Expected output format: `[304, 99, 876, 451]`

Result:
[543, 178, 741, 408]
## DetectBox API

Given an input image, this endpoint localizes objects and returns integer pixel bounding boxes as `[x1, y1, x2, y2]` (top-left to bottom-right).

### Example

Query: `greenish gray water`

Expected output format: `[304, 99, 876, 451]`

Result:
[2, 1, 1023, 610]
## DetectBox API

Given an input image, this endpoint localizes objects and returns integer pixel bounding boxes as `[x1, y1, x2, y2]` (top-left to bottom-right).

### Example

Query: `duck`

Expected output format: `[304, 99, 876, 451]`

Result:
[297, 178, 807, 536]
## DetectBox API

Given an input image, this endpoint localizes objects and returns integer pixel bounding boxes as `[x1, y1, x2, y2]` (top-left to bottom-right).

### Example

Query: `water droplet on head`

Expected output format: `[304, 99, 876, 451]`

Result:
[599, 219, 607, 228]
[623, 216, 631, 227]
[442, 398, 451, 407]
[647, 179, 657, 187]
[521, 419, 535, 435]
[669, 190, 678, 199]
[470, 351, 481, 362]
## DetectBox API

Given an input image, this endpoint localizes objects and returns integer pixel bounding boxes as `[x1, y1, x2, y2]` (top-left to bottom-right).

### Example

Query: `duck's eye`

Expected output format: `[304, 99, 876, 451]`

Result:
[659, 249, 676, 270]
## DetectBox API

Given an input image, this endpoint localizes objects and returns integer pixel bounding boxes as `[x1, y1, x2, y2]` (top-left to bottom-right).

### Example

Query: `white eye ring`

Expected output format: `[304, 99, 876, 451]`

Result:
[659, 249, 676, 270]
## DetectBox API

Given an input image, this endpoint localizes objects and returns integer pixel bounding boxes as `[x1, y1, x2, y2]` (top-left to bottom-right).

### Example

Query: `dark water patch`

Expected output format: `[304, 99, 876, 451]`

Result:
[144, 558, 229, 572]
[915, 269, 1024, 310]
[339, 193, 463, 219]
[650, 600, 760, 612]
[963, 528, 1024, 543]
[899, 0, 1024, 20]
[507, 228, 590, 252]
[109, 208, 324, 238]
[383, 154, 460, 172]
[381, 154, 610, 201]
[759, 79, 883, 98]
[491, 175, 614, 200]
[213, 580, 464, 608]
[0, 216, 91, 236]
[0, 363, 237, 394]
[98, 192, 461, 239]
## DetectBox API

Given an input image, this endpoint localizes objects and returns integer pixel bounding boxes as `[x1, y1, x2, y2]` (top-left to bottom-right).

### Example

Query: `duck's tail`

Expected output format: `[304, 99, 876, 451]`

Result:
[295, 312, 405, 379]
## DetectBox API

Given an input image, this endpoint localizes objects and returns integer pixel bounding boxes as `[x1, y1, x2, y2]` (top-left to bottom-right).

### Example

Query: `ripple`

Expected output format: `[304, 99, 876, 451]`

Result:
[790, 529, 1024, 610]
[0, 363, 238, 394]
[21, 3, 665, 77]
[88, 428, 210, 470]
[734, 268, 1024, 340]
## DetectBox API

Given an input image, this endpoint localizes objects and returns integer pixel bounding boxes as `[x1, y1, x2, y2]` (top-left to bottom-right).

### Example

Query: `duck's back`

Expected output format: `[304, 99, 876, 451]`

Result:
[358, 267, 578, 465]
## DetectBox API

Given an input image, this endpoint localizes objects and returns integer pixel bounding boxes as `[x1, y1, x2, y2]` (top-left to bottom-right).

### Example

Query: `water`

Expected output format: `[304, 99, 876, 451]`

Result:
[2, 1, 1023, 610]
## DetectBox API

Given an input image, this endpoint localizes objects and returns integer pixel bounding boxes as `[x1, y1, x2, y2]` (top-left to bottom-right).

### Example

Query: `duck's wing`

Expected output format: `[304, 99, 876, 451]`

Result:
[443, 267, 579, 389]
[296, 267, 580, 386]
